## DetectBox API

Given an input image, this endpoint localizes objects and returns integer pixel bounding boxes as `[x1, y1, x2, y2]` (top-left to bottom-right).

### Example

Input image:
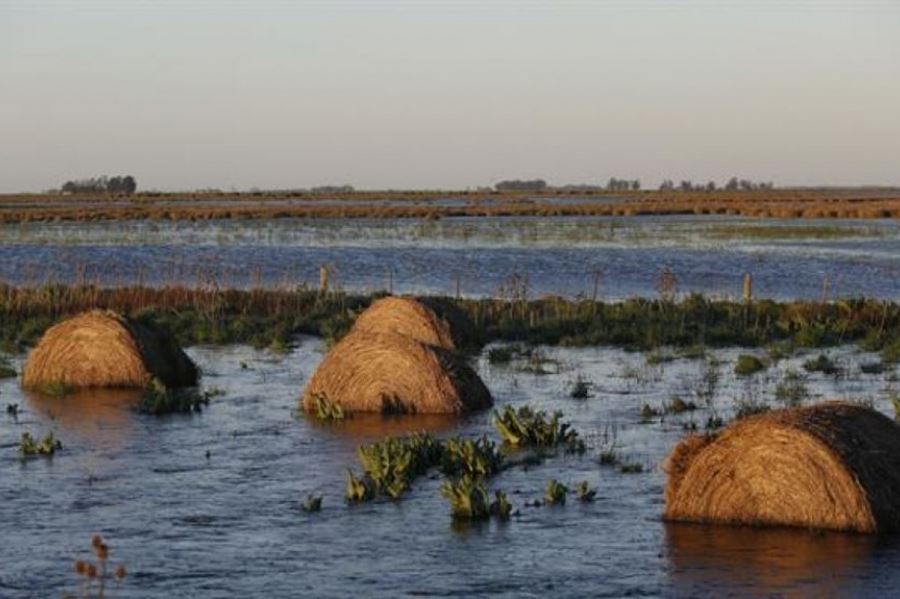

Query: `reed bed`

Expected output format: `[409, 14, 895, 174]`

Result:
[2, 284, 900, 357]
[1, 189, 899, 223]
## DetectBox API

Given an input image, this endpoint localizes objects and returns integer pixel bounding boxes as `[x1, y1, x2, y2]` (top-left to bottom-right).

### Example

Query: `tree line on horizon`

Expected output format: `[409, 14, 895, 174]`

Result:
[61, 175, 136, 195]
[494, 176, 774, 193]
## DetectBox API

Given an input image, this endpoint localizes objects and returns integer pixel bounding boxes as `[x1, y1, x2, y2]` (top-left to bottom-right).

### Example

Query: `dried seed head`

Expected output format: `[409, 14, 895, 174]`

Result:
[94, 543, 109, 561]
[74, 560, 87, 576]
[115, 565, 127, 579]
[91, 534, 103, 548]
[86, 564, 97, 579]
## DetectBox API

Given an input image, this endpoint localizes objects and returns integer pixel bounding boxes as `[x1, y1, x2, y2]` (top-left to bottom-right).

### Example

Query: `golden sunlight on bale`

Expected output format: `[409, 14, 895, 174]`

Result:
[303, 331, 492, 415]
[663, 402, 900, 533]
[351, 296, 476, 350]
[22, 310, 198, 390]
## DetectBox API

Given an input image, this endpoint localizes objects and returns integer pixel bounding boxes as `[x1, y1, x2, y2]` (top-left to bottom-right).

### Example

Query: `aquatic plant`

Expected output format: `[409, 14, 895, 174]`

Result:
[666, 397, 697, 414]
[803, 354, 841, 376]
[136, 378, 221, 415]
[68, 534, 127, 599]
[493, 405, 585, 453]
[37, 382, 74, 397]
[441, 475, 492, 520]
[345, 470, 376, 503]
[487, 345, 516, 365]
[311, 392, 346, 421]
[639, 404, 662, 422]
[734, 355, 766, 376]
[544, 479, 568, 505]
[5, 403, 18, 420]
[491, 490, 513, 519]
[301, 494, 323, 513]
[441, 435, 503, 478]
[0, 357, 15, 379]
[19, 431, 61, 457]
[356, 432, 444, 499]
[575, 481, 597, 502]
[774, 369, 809, 407]
[568, 374, 593, 400]
[620, 462, 644, 474]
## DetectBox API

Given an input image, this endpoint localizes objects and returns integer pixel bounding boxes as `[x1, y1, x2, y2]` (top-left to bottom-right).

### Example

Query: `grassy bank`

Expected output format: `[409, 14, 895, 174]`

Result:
[1, 284, 900, 360]
[1, 189, 900, 223]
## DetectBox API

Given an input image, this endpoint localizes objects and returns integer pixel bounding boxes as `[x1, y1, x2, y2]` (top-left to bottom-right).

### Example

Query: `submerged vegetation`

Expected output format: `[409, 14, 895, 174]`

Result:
[136, 378, 222, 415]
[493, 406, 585, 453]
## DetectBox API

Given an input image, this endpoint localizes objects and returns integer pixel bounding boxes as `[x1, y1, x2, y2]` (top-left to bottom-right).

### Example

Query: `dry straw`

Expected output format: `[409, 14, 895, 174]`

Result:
[302, 331, 491, 414]
[350, 296, 476, 350]
[22, 310, 198, 390]
[664, 402, 900, 533]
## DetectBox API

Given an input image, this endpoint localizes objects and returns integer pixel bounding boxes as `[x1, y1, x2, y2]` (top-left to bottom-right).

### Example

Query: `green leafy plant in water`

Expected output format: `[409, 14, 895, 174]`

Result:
[544, 479, 568, 505]
[666, 397, 697, 414]
[620, 462, 644, 474]
[137, 378, 220, 415]
[345, 470, 375, 503]
[491, 490, 513, 519]
[20, 431, 61, 456]
[774, 369, 809, 407]
[575, 481, 597, 502]
[493, 405, 585, 453]
[803, 353, 841, 376]
[441, 475, 491, 520]
[568, 374, 593, 400]
[441, 435, 503, 478]
[301, 494, 323, 513]
[312, 392, 346, 421]
[734, 355, 766, 376]
[356, 432, 443, 500]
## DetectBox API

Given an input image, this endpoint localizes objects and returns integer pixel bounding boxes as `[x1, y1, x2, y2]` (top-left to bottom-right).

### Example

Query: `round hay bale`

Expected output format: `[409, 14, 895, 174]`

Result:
[663, 402, 900, 533]
[22, 310, 198, 390]
[351, 296, 475, 350]
[302, 331, 492, 414]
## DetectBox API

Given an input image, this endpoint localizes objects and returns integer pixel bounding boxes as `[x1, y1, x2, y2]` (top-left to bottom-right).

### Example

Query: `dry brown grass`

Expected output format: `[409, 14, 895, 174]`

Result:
[22, 309, 198, 390]
[2, 189, 900, 222]
[663, 402, 900, 533]
[350, 296, 474, 350]
[302, 331, 492, 415]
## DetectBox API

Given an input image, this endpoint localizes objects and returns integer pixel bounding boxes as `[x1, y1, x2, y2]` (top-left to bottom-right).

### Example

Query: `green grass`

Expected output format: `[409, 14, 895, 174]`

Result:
[19, 431, 61, 457]
[734, 354, 766, 376]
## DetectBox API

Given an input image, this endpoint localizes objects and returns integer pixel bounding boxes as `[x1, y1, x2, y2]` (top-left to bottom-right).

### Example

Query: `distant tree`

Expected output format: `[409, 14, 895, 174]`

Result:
[495, 179, 547, 192]
[60, 174, 137, 195]
[631, 180, 641, 191]
[724, 177, 740, 191]
[659, 179, 675, 191]
[679, 180, 694, 192]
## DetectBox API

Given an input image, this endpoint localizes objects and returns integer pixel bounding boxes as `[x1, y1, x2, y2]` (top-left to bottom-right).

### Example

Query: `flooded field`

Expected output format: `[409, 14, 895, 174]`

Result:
[3, 340, 900, 597]
[1, 215, 899, 300]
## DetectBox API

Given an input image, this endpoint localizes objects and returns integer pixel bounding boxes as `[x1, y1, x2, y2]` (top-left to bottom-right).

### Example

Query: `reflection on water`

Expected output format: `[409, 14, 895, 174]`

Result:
[24, 387, 141, 447]
[665, 522, 880, 595]
[306, 412, 466, 441]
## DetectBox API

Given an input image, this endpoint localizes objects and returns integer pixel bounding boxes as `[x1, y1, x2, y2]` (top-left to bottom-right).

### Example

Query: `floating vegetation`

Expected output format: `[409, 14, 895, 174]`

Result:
[311, 392, 346, 421]
[860, 362, 886, 375]
[69, 534, 127, 599]
[0, 357, 15, 379]
[37, 382, 74, 397]
[666, 397, 697, 414]
[136, 378, 223, 415]
[735, 399, 771, 420]
[568, 374, 593, 400]
[774, 369, 810, 407]
[487, 345, 516, 365]
[20, 431, 61, 457]
[5, 403, 18, 420]
[493, 406, 585, 453]
[645, 350, 676, 365]
[301, 494, 323, 513]
[803, 354, 841, 376]
[575, 481, 597, 502]
[639, 404, 662, 422]
[734, 355, 766, 376]
[598, 448, 620, 466]
[620, 462, 644, 474]
[544, 479, 568, 505]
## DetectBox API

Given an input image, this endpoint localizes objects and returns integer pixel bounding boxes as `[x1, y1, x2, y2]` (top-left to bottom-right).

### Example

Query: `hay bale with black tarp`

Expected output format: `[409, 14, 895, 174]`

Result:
[351, 296, 477, 350]
[664, 402, 900, 533]
[303, 331, 491, 415]
[22, 310, 198, 390]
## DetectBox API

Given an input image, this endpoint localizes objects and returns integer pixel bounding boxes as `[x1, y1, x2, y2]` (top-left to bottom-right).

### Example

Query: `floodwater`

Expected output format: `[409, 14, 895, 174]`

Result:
[1, 215, 899, 300]
[3, 341, 900, 597]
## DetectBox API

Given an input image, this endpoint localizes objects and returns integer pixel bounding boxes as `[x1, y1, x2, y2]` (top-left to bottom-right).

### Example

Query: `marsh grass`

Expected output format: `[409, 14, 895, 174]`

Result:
[311, 392, 346, 421]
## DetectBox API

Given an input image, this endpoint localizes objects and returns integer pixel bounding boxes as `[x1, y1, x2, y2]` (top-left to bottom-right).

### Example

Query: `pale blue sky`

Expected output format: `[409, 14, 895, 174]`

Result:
[1, 0, 898, 192]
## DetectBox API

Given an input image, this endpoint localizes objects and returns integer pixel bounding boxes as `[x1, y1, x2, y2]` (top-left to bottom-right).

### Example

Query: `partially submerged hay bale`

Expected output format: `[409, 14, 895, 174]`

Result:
[303, 331, 492, 414]
[22, 310, 198, 390]
[351, 296, 476, 350]
[664, 402, 900, 533]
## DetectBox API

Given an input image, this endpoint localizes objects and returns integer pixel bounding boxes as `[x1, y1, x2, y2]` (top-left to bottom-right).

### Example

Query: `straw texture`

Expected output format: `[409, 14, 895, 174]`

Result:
[351, 296, 476, 350]
[664, 402, 900, 533]
[22, 310, 198, 390]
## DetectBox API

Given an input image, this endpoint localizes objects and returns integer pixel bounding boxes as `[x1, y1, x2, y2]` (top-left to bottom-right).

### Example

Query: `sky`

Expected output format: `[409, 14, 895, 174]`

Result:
[1, 0, 899, 192]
